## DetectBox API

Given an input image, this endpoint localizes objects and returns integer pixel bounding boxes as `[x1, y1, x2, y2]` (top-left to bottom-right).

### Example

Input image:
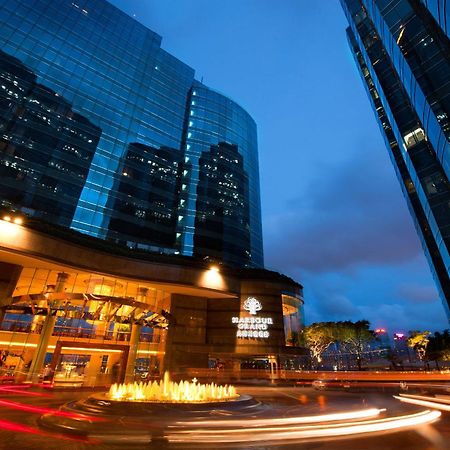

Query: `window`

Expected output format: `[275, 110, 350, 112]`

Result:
[403, 127, 426, 148]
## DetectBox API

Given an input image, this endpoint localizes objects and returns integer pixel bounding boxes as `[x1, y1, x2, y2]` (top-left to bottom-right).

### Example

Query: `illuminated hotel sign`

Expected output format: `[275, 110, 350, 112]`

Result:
[232, 297, 273, 339]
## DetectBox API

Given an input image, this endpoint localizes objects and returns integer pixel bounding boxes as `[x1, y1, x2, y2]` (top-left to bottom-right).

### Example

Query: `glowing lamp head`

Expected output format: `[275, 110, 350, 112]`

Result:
[2, 215, 11, 222]
[13, 217, 23, 225]
[201, 264, 224, 290]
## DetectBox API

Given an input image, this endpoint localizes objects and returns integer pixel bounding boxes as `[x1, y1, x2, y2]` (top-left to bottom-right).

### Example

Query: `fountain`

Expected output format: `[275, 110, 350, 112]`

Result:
[39, 372, 260, 440]
[107, 371, 238, 403]
[37, 373, 440, 446]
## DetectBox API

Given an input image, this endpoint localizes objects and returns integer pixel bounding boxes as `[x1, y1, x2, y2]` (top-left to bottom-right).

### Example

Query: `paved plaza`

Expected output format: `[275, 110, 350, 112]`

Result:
[0, 384, 448, 450]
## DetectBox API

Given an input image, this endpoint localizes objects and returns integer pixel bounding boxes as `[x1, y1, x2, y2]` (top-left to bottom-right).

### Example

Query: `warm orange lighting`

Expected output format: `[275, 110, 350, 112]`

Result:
[108, 372, 237, 403]
[13, 217, 23, 225]
[2, 215, 11, 222]
[0, 341, 37, 348]
[61, 346, 123, 353]
[200, 265, 225, 290]
[0, 220, 20, 238]
[137, 350, 164, 355]
[317, 395, 326, 409]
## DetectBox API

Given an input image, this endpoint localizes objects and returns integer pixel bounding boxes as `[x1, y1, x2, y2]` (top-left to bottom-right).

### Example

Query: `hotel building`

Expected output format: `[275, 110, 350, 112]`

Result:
[0, 0, 304, 385]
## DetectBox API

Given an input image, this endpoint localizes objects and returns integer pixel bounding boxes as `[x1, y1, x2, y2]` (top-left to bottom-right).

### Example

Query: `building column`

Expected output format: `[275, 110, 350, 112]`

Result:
[0, 262, 22, 326]
[124, 287, 147, 382]
[26, 272, 70, 383]
[125, 323, 141, 382]
[268, 355, 279, 383]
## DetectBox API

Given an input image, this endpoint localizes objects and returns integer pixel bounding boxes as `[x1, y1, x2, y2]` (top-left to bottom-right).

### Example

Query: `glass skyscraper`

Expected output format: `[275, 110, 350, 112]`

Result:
[341, 0, 450, 319]
[0, 0, 263, 268]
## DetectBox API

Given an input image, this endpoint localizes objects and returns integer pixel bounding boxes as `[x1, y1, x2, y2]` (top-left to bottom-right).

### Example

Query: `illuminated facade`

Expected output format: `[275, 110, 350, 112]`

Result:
[0, 0, 304, 384]
[0, 224, 304, 385]
[341, 0, 450, 319]
[0, 0, 263, 268]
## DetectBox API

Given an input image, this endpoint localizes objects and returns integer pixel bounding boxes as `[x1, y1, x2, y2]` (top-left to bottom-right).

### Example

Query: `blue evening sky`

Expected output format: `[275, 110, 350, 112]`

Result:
[110, 0, 448, 332]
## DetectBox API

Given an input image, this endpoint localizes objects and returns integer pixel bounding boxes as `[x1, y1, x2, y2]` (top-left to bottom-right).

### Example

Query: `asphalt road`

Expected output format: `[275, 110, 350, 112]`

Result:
[0, 384, 448, 450]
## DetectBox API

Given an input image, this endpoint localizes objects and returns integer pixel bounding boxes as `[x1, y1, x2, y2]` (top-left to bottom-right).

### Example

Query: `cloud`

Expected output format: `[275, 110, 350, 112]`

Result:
[396, 284, 439, 304]
[302, 274, 357, 316]
[309, 294, 360, 320]
[357, 300, 448, 332]
[263, 146, 448, 331]
[265, 146, 421, 274]
[301, 271, 448, 332]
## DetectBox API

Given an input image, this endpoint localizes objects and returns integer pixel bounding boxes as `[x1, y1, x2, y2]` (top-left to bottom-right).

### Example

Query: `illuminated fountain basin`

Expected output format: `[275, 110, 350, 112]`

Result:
[39, 373, 443, 445]
[38, 377, 442, 446]
[39, 373, 260, 437]
[78, 372, 256, 415]
[107, 371, 238, 403]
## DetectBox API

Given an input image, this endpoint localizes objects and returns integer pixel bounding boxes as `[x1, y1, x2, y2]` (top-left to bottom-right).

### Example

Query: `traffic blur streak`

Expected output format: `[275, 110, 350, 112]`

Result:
[0, 384, 51, 396]
[0, 419, 97, 443]
[0, 398, 106, 420]
[186, 368, 450, 383]
[173, 408, 384, 428]
[395, 394, 450, 412]
[166, 410, 441, 444]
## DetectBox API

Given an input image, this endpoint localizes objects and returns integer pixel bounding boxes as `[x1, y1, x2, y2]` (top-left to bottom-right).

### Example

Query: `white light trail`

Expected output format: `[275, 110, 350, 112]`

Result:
[166, 409, 440, 444]
[174, 408, 383, 428]
[395, 394, 450, 412]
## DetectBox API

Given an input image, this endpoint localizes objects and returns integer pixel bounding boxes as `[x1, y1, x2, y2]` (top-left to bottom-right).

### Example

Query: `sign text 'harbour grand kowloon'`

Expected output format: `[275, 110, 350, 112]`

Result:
[232, 297, 273, 339]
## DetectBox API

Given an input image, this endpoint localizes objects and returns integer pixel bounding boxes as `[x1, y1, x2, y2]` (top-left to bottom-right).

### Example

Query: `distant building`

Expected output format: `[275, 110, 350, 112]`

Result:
[374, 328, 391, 349]
[393, 332, 411, 360]
[341, 0, 450, 321]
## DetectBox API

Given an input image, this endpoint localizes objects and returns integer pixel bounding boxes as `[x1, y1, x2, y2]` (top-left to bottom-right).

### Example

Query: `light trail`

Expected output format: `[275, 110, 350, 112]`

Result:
[0, 385, 50, 397]
[0, 399, 106, 421]
[173, 408, 383, 428]
[395, 394, 450, 412]
[0, 419, 97, 442]
[166, 409, 441, 444]
[401, 394, 450, 405]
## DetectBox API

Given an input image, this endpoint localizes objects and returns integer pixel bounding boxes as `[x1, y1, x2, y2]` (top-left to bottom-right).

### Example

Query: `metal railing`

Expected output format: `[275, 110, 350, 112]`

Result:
[0, 320, 160, 343]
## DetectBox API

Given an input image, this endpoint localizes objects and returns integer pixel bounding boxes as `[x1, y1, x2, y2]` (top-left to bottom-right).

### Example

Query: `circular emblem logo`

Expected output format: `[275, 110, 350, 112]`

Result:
[243, 297, 262, 315]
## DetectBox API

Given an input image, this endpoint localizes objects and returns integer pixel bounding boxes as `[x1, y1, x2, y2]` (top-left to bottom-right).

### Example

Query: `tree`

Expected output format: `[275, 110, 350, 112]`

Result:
[335, 320, 375, 370]
[426, 330, 450, 368]
[407, 330, 431, 364]
[302, 322, 336, 364]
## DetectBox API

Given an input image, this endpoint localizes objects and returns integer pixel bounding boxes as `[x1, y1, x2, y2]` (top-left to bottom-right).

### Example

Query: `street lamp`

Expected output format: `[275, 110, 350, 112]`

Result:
[2, 214, 24, 225]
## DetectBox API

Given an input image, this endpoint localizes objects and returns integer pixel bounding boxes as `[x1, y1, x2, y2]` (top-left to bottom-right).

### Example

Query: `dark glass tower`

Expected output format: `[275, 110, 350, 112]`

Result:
[0, 0, 263, 268]
[341, 0, 450, 320]
[194, 142, 251, 267]
[0, 49, 101, 227]
[107, 143, 185, 251]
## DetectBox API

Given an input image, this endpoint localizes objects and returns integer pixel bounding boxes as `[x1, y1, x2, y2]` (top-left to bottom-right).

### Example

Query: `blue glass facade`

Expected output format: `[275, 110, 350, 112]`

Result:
[179, 83, 263, 266]
[419, 0, 450, 39]
[341, 0, 450, 319]
[0, 0, 263, 267]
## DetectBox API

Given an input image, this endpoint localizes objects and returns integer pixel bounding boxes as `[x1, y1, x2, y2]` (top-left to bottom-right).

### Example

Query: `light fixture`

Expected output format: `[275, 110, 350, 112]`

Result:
[13, 217, 23, 225]
[2, 215, 11, 222]
[209, 265, 220, 273]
